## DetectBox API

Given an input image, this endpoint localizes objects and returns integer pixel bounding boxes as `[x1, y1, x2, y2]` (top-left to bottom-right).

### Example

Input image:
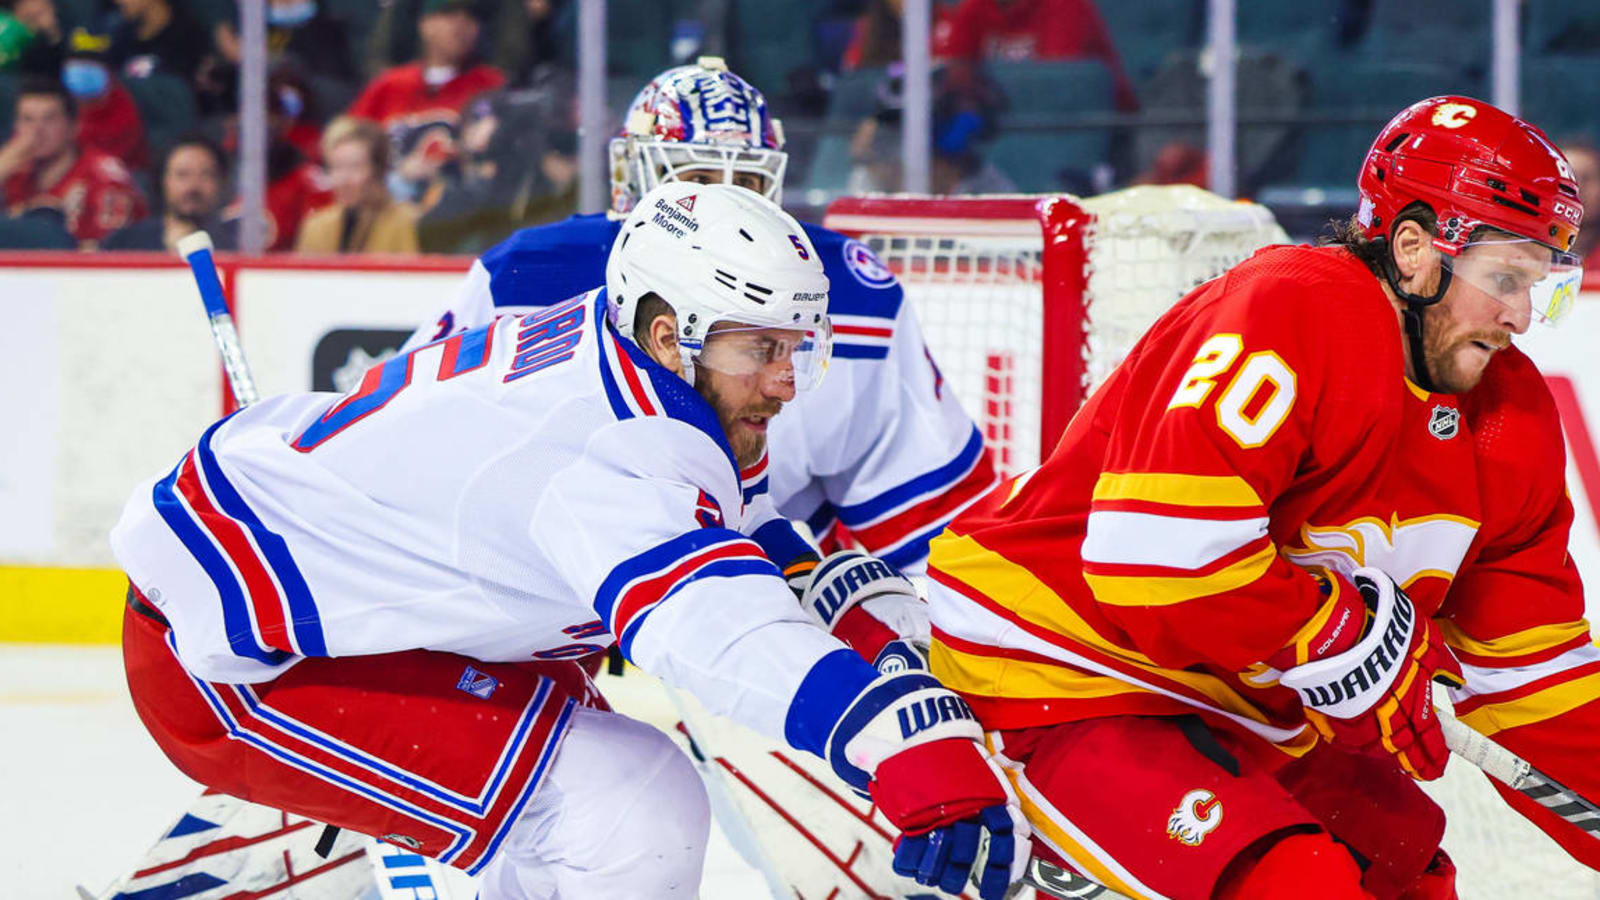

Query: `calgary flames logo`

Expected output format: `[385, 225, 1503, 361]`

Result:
[1281, 513, 1478, 588]
[1167, 789, 1224, 846]
[1432, 102, 1477, 129]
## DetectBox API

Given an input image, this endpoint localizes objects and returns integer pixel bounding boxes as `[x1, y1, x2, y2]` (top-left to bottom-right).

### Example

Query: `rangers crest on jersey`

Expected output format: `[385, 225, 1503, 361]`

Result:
[1429, 405, 1460, 440]
[842, 239, 896, 289]
[456, 665, 499, 699]
[1167, 789, 1223, 846]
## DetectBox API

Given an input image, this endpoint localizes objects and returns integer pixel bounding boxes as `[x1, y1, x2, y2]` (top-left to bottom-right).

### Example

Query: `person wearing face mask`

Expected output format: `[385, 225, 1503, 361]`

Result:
[212, 0, 357, 88]
[60, 27, 148, 172]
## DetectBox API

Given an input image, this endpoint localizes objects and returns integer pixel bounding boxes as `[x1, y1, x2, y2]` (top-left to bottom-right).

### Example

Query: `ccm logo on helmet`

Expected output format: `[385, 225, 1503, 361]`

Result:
[1432, 102, 1477, 129]
[1554, 199, 1583, 225]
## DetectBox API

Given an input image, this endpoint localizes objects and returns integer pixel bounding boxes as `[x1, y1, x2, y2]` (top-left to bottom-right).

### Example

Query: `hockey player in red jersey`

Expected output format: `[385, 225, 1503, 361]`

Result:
[925, 95, 1596, 899]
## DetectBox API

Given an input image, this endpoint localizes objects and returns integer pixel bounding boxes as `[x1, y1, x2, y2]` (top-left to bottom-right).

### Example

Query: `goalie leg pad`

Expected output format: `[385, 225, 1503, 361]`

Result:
[123, 601, 600, 875]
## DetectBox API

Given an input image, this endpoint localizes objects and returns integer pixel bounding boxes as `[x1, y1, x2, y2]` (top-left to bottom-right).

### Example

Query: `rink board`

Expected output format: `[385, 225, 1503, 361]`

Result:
[4, 254, 1600, 641]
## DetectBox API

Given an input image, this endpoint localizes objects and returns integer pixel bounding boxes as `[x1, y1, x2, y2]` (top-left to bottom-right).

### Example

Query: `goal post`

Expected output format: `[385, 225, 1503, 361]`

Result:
[824, 186, 1289, 473]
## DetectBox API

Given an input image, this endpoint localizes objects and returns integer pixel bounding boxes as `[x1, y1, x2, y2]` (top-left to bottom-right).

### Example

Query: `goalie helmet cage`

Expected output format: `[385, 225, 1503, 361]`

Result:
[822, 187, 1600, 898]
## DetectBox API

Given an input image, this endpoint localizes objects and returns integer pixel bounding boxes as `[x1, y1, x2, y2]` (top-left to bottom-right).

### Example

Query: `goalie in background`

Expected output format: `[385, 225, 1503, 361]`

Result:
[402, 56, 1001, 578]
[926, 95, 1600, 899]
[109, 181, 1029, 899]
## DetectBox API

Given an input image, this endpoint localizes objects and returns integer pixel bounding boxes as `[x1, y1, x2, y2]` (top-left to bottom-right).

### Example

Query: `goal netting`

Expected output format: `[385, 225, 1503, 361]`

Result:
[822, 185, 1600, 900]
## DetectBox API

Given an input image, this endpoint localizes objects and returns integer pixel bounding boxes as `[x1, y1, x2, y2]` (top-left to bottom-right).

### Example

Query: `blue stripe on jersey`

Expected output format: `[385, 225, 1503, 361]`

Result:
[194, 419, 327, 656]
[880, 519, 952, 571]
[592, 527, 749, 629]
[831, 344, 891, 360]
[751, 518, 814, 570]
[834, 426, 985, 526]
[616, 556, 779, 658]
[741, 475, 769, 506]
[805, 501, 838, 535]
[152, 457, 293, 667]
[592, 295, 635, 422]
[782, 647, 884, 762]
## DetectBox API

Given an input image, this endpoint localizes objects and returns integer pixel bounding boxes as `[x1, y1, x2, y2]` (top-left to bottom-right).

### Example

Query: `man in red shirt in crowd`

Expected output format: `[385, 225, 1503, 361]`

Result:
[0, 76, 146, 246]
[347, 0, 504, 204]
[933, 0, 1138, 111]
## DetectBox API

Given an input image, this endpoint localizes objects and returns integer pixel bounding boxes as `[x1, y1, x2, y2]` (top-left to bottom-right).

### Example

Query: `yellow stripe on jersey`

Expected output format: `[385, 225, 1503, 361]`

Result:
[1457, 668, 1600, 736]
[1083, 543, 1277, 607]
[930, 638, 1152, 700]
[1091, 472, 1263, 509]
[930, 532, 1311, 743]
[1440, 619, 1592, 660]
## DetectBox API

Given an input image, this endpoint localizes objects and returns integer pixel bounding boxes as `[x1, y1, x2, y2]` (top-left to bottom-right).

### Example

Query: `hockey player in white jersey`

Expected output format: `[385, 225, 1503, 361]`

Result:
[404, 57, 999, 578]
[110, 182, 1029, 899]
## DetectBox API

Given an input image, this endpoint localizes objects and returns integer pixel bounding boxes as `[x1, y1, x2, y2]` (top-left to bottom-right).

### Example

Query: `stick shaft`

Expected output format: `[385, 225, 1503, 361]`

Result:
[180, 236, 259, 407]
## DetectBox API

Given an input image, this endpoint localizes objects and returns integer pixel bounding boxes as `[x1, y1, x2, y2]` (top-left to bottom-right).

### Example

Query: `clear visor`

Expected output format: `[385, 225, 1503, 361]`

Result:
[689, 320, 832, 391]
[636, 140, 788, 202]
[1440, 235, 1584, 327]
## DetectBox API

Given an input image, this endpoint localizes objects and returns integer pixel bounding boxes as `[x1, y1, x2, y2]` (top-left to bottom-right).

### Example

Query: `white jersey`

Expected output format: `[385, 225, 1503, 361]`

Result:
[110, 289, 871, 744]
[402, 215, 1000, 574]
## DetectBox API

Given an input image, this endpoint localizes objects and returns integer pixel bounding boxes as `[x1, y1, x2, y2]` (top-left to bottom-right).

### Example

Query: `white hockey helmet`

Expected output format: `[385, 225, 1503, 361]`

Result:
[608, 56, 787, 217]
[605, 181, 831, 389]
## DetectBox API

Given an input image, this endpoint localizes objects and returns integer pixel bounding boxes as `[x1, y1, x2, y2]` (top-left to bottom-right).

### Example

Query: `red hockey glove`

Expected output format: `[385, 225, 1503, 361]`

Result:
[1274, 567, 1464, 780]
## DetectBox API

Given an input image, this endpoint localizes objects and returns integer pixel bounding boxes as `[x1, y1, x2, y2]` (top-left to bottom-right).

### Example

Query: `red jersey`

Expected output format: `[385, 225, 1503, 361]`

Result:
[78, 82, 149, 173]
[932, 0, 1138, 110]
[5, 147, 148, 244]
[347, 62, 505, 154]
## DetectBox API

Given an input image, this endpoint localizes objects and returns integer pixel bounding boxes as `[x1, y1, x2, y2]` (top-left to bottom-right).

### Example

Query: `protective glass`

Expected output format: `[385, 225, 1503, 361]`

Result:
[691, 321, 832, 391]
[1440, 235, 1583, 327]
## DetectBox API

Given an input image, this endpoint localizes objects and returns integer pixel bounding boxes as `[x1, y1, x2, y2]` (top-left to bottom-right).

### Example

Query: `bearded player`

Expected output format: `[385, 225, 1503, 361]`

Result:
[111, 183, 1028, 899]
[925, 96, 1600, 899]
[404, 57, 998, 580]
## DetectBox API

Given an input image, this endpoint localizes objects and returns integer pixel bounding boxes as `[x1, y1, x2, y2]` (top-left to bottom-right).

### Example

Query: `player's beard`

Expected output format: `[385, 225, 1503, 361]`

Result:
[697, 376, 783, 468]
[1421, 309, 1508, 394]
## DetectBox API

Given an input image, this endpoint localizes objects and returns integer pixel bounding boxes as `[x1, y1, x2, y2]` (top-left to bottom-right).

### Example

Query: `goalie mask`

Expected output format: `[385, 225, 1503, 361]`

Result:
[609, 57, 787, 217]
[605, 181, 831, 390]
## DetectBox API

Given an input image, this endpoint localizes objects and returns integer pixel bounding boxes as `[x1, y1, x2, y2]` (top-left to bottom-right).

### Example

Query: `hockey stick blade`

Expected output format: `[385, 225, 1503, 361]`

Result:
[1022, 857, 1126, 899]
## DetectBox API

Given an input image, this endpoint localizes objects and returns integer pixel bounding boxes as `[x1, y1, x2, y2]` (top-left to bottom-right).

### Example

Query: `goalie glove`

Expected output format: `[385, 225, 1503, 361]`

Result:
[1274, 566, 1464, 780]
[826, 671, 1030, 899]
[799, 550, 929, 667]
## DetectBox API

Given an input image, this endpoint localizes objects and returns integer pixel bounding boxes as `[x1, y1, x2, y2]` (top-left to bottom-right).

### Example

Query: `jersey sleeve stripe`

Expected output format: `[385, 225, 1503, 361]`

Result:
[594, 529, 779, 654]
[835, 426, 988, 527]
[1082, 510, 1271, 569]
[1091, 472, 1264, 508]
[832, 344, 891, 360]
[1081, 541, 1278, 607]
[1441, 619, 1594, 666]
[152, 455, 294, 666]
[1453, 653, 1600, 736]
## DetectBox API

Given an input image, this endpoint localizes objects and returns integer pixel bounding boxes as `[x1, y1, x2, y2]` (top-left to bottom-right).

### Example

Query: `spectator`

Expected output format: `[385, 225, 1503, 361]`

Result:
[212, 0, 359, 94]
[1, 0, 65, 75]
[932, 0, 1139, 111]
[1562, 140, 1600, 269]
[220, 77, 333, 250]
[103, 133, 233, 251]
[495, 0, 572, 87]
[107, 0, 211, 82]
[61, 27, 149, 172]
[348, 0, 504, 206]
[841, 0, 903, 70]
[848, 63, 1016, 195]
[295, 115, 418, 253]
[0, 76, 145, 245]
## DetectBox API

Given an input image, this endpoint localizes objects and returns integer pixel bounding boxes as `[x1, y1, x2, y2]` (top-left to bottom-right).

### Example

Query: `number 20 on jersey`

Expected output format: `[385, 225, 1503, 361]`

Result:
[1166, 333, 1297, 448]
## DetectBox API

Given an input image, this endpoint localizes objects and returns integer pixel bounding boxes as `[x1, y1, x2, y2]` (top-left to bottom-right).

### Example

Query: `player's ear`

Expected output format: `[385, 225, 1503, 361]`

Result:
[644, 312, 682, 375]
[1389, 218, 1436, 283]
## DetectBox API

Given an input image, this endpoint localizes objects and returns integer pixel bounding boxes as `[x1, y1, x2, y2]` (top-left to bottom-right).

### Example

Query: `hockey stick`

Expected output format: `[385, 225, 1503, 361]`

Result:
[176, 232, 257, 408]
[95, 234, 458, 900]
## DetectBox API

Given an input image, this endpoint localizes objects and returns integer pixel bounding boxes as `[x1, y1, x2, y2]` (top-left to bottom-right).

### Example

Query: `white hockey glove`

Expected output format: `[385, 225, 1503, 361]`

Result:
[828, 671, 1031, 899]
[799, 551, 929, 671]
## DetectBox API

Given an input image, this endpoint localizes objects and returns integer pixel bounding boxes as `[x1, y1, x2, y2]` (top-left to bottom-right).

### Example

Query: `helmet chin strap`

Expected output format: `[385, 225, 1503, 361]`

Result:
[1375, 237, 1454, 394]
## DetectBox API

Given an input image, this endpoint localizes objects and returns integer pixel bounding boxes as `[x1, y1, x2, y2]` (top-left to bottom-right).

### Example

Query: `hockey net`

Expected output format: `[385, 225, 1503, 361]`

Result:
[824, 186, 1600, 899]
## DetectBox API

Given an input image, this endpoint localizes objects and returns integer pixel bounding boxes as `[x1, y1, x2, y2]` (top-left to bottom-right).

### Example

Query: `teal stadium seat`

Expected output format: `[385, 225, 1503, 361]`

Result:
[1521, 57, 1600, 143]
[1236, 0, 1348, 62]
[124, 74, 199, 156]
[802, 66, 887, 197]
[0, 213, 76, 249]
[0, 71, 18, 145]
[985, 60, 1116, 191]
[606, 0, 679, 80]
[730, 0, 813, 99]
[1355, 0, 1489, 77]
[1096, 0, 1200, 86]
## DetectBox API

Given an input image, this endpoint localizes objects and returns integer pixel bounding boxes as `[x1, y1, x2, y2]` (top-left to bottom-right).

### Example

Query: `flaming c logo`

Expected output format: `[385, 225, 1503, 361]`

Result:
[1167, 789, 1224, 846]
[1432, 102, 1477, 129]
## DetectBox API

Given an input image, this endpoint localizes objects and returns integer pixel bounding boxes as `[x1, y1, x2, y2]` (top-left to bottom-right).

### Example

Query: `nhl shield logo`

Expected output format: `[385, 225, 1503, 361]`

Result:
[1429, 405, 1460, 440]
[1167, 789, 1224, 846]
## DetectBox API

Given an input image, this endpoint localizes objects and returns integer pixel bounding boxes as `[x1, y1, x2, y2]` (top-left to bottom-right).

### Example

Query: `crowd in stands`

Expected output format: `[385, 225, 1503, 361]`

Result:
[0, 0, 1596, 252]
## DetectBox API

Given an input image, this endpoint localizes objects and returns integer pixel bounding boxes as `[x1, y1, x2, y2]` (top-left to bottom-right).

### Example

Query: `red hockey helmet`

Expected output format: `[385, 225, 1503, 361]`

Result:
[1357, 96, 1583, 256]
